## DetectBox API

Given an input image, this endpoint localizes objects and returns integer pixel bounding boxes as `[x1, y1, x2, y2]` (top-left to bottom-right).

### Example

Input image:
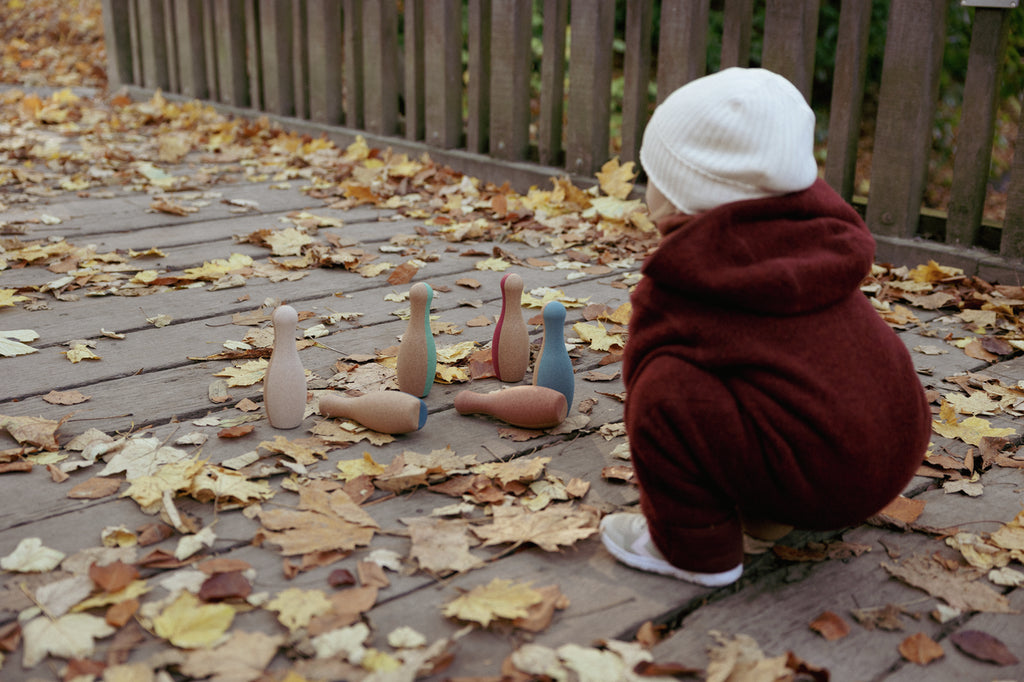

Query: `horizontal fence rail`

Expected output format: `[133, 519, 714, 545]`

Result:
[101, 0, 1024, 264]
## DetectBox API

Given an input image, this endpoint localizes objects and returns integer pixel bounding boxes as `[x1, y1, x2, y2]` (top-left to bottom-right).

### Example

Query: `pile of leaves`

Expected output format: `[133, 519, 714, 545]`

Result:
[0, 0, 107, 89]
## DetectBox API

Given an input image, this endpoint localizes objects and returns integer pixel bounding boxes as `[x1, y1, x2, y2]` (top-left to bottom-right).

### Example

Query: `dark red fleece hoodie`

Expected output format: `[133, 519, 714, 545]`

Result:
[623, 180, 931, 573]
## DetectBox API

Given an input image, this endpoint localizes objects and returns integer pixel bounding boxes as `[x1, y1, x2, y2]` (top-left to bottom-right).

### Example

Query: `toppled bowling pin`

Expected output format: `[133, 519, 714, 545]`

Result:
[263, 304, 307, 429]
[492, 272, 529, 382]
[319, 391, 428, 434]
[454, 385, 567, 429]
[532, 300, 574, 408]
[397, 282, 437, 398]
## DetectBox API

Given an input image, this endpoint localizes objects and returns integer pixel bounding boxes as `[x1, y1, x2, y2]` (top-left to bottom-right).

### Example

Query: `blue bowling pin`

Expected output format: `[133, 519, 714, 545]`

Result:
[532, 300, 574, 408]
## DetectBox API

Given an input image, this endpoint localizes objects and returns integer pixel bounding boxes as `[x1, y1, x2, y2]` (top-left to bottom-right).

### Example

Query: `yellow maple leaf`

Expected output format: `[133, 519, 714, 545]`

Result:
[932, 411, 1016, 446]
[22, 613, 115, 667]
[520, 287, 589, 309]
[122, 458, 205, 510]
[152, 592, 235, 649]
[908, 260, 964, 283]
[471, 503, 599, 552]
[189, 465, 275, 506]
[0, 289, 29, 307]
[475, 257, 511, 272]
[258, 435, 327, 466]
[599, 302, 632, 326]
[596, 157, 636, 200]
[183, 253, 254, 280]
[258, 486, 378, 556]
[991, 508, 1024, 552]
[213, 358, 269, 387]
[435, 365, 470, 384]
[573, 321, 625, 351]
[442, 578, 543, 627]
[336, 452, 387, 481]
[65, 344, 101, 363]
[436, 340, 478, 364]
[265, 227, 313, 256]
[473, 457, 550, 488]
[267, 587, 333, 632]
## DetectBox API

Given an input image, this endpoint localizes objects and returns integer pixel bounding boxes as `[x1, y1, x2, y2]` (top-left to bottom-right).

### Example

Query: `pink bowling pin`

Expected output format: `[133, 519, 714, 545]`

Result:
[319, 391, 428, 434]
[397, 282, 437, 398]
[491, 272, 529, 382]
[263, 305, 307, 429]
[454, 385, 567, 429]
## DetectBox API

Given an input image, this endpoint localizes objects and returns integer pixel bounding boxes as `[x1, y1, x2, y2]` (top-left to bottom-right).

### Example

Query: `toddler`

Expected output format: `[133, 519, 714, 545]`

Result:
[600, 68, 931, 586]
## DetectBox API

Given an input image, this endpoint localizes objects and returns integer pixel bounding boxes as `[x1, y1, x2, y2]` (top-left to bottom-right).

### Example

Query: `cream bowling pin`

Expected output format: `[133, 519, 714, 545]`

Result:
[397, 282, 436, 398]
[319, 391, 427, 434]
[532, 300, 574, 408]
[454, 385, 567, 429]
[263, 304, 307, 429]
[491, 272, 529, 382]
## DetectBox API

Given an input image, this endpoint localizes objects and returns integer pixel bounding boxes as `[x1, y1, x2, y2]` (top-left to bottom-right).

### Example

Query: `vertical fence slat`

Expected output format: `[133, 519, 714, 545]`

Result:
[720, 0, 753, 69]
[362, 1, 399, 136]
[258, 0, 294, 116]
[137, 0, 169, 90]
[762, 0, 819, 99]
[307, 0, 342, 124]
[245, 0, 263, 111]
[129, 0, 143, 85]
[946, 8, 1011, 247]
[656, 0, 709, 102]
[999, 102, 1024, 259]
[292, 2, 309, 119]
[489, 0, 533, 161]
[101, 0, 134, 88]
[163, 0, 180, 93]
[213, 0, 248, 107]
[404, 0, 426, 141]
[537, 0, 569, 166]
[424, 0, 463, 148]
[565, 0, 615, 175]
[466, 0, 492, 154]
[824, 0, 871, 201]
[202, 0, 220, 102]
[866, 0, 947, 239]
[342, 0, 364, 129]
[175, 0, 208, 99]
[620, 0, 654, 167]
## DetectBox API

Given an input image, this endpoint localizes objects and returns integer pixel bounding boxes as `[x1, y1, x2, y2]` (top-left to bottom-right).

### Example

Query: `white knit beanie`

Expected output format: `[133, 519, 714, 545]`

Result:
[640, 67, 818, 215]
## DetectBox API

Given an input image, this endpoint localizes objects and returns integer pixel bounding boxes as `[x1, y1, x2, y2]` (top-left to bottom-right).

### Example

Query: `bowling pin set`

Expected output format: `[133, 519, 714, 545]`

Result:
[262, 274, 574, 434]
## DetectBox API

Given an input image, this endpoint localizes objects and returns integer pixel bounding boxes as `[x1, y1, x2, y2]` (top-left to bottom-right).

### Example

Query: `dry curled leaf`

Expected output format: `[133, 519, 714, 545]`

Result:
[899, 632, 944, 665]
[950, 630, 1019, 666]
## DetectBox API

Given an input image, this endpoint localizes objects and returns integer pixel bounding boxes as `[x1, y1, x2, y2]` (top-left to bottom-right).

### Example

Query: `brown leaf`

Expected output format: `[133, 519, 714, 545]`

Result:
[601, 465, 635, 483]
[198, 571, 252, 602]
[387, 261, 419, 285]
[67, 477, 121, 499]
[511, 584, 569, 633]
[0, 461, 33, 474]
[137, 522, 174, 546]
[218, 424, 255, 438]
[882, 555, 1015, 613]
[105, 598, 139, 628]
[0, 621, 21, 652]
[466, 314, 492, 327]
[46, 464, 69, 483]
[963, 338, 998, 362]
[871, 495, 926, 527]
[809, 611, 850, 641]
[197, 557, 252, 575]
[851, 603, 908, 631]
[899, 632, 944, 665]
[89, 560, 139, 593]
[41, 389, 91, 405]
[950, 629, 1019, 665]
[456, 277, 481, 289]
[328, 569, 356, 588]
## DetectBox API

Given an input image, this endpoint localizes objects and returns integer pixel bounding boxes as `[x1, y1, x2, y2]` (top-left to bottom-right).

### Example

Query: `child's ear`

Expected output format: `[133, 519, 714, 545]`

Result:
[645, 183, 677, 222]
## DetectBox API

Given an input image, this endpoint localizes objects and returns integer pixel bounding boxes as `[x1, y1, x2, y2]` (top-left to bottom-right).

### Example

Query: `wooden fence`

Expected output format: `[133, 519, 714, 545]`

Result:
[100, 0, 1024, 265]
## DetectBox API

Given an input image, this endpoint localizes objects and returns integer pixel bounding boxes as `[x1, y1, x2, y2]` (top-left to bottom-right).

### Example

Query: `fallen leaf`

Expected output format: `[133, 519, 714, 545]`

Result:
[0, 329, 39, 356]
[21, 613, 114, 667]
[472, 503, 599, 552]
[0, 537, 65, 572]
[0, 414, 63, 450]
[267, 588, 333, 632]
[443, 578, 543, 627]
[41, 389, 91, 405]
[899, 632, 944, 664]
[404, 517, 485, 574]
[67, 476, 122, 499]
[152, 591, 235, 649]
[809, 611, 850, 641]
[882, 555, 1015, 613]
[950, 629, 1019, 665]
[180, 630, 284, 682]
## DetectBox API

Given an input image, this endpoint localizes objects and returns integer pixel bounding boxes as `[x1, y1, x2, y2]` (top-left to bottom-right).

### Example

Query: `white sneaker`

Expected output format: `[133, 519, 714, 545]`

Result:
[599, 512, 743, 587]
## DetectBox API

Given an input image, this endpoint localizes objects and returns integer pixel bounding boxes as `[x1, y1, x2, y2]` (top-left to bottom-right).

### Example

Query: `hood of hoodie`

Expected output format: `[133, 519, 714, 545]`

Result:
[642, 180, 875, 316]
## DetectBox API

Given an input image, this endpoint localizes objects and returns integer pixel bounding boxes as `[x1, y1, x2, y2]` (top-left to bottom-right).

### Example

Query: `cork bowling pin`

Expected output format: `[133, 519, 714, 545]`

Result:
[455, 385, 567, 429]
[319, 391, 428, 434]
[397, 282, 436, 398]
[492, 272, 529, 382]
[533, 300, 574, 409]
[264, 304, 307, 429]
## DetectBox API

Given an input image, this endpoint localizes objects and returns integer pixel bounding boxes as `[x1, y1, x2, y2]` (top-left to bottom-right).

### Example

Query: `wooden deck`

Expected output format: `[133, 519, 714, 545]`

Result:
[2, 155, 1024, 680]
